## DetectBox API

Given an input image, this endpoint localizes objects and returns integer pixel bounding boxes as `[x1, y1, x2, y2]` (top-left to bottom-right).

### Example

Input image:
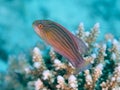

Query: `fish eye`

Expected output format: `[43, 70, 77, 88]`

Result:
[38, 24, 43, 29]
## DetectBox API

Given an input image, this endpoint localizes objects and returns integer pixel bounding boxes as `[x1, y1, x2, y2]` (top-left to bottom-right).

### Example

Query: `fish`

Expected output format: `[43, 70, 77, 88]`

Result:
[32, 20, 91, 73]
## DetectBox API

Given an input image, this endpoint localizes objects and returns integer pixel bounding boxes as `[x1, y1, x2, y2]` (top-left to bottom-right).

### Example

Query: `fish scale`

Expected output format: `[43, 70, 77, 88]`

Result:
[32, 20, 92, 73]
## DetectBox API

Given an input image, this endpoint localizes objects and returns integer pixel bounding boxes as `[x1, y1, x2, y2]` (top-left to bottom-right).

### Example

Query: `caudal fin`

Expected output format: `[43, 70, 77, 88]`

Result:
[74, 60, 92, 74]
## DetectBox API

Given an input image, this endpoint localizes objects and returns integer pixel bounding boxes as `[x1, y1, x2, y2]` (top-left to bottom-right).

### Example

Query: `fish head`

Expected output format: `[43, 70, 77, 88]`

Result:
[33, 20, 48, 31]
[32, 20, 52, 39]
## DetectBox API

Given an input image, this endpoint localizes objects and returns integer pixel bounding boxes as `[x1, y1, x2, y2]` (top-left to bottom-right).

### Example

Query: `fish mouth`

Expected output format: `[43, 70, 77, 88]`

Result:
[33, 27, 39, 34]
[32, 22, 39, 34]
[32, 21, 36, 28]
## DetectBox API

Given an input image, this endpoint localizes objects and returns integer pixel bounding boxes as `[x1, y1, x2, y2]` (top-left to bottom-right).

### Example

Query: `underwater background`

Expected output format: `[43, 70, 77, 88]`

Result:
[0, 0, 120, 70]
[0, 0, 120, 89]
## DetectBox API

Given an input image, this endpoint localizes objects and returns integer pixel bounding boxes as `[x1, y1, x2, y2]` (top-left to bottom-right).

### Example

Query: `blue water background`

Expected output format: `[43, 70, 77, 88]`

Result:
[0, 0, 120, 71]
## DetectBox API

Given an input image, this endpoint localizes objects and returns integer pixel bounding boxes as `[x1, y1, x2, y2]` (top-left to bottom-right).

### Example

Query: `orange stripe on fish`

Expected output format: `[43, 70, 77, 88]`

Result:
[47, 26, 80, 64]
[32, 20, 92, 73]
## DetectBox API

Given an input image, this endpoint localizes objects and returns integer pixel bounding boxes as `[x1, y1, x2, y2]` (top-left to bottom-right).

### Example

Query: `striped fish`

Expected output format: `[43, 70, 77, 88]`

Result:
[32, 20, 91, 73]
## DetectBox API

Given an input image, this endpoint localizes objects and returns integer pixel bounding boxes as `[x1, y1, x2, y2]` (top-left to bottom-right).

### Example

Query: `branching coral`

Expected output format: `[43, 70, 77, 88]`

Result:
[1, 23, 120, 90]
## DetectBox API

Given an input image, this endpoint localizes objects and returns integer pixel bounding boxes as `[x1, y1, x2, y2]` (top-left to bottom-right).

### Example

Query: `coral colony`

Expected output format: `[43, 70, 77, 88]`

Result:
[1, 23, 120, 90]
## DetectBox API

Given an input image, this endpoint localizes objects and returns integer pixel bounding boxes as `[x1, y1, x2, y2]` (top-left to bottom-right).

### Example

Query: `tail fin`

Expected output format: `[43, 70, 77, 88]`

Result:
[68, 53, 92, 74]
[74, 60, 92, 74]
